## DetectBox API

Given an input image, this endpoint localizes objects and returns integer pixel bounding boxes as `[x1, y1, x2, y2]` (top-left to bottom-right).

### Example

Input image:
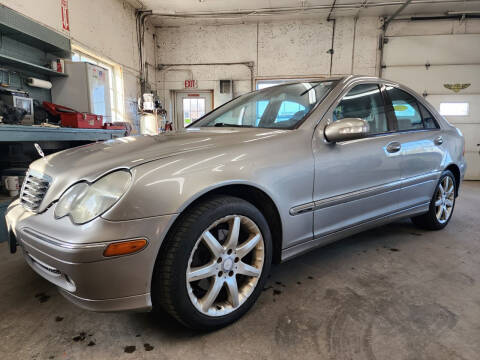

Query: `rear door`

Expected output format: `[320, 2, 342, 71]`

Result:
[382, 34, 480, 179]
[383, 85, 444, 208]
[312, 82, 404, 240]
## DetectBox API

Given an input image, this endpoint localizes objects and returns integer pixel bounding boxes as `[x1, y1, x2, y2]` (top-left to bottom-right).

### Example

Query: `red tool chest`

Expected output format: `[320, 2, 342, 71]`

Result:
[43, 102, 103, 129]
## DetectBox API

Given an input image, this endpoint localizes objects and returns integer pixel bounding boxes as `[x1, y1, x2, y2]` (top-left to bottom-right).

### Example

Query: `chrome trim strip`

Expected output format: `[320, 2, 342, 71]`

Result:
[313, 201, 430, 239]
[21, 228, 106, 250]
[27, 253, 62, 276]
[289, 171, 441, 216]
[20, 170, 52, 213]
[313, 179, 403, 211]
[402, 171, 441, 188]
[282, 202, 430, 261]
[289, 202, 315, 216]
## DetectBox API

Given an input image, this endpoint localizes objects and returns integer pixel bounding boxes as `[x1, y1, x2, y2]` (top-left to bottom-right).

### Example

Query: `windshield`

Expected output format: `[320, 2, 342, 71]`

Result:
[190, 80, 337, 129]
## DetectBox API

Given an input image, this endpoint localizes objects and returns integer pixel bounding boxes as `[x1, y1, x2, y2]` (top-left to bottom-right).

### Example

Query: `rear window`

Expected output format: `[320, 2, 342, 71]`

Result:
[419, 102, 439, 129]
[386, 87, 438, 131]
[386, 87, 423, 131]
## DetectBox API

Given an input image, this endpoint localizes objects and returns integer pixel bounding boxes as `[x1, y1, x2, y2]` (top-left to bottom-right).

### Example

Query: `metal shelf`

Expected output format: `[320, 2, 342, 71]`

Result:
[0, 53, 68, 77]
[0, 5, 71, 58]
[0, 124, 126, 142]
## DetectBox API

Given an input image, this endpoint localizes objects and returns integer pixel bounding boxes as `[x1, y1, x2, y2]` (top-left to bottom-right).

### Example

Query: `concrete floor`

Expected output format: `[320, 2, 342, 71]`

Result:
[1, 182, 479, 360]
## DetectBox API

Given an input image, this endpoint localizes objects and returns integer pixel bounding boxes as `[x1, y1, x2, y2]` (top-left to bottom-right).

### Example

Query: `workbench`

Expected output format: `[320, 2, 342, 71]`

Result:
[0, 124, 126, 142]
[0, 125, 128, 242]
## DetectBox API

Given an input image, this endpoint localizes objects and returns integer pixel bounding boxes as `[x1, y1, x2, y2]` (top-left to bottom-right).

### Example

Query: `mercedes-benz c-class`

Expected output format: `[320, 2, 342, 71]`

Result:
[5, 76, 465, 329]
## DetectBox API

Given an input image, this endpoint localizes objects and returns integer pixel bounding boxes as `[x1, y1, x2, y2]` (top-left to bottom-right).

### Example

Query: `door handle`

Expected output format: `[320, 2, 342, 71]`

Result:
[434, 136, 443, 145]
[386, 141, 401, 153]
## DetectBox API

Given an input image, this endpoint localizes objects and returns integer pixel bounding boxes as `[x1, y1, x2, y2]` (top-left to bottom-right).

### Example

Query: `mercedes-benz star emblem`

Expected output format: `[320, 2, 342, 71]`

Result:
[34, 143, 45, 158]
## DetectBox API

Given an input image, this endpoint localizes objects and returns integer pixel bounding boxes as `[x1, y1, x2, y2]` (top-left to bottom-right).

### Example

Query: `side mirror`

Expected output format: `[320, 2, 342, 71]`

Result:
[324, 118, 370, 142]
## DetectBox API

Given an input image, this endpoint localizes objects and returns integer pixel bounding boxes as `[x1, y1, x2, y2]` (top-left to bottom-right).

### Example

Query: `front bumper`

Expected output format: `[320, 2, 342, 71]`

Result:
[5, 200, 176, 312]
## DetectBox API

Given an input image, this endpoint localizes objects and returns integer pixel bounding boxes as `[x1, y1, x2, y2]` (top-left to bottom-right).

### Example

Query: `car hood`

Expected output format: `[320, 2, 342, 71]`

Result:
[31, 128, 287, 178]
[28, 128, 287, 212]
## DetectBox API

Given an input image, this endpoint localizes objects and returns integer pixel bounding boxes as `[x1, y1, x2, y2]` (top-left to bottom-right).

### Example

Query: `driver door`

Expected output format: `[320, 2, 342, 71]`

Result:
[312, 82, 404, 240]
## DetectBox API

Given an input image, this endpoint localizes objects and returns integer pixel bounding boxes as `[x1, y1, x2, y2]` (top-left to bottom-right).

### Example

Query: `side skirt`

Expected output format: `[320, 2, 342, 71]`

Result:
[280, 202, 429, 262]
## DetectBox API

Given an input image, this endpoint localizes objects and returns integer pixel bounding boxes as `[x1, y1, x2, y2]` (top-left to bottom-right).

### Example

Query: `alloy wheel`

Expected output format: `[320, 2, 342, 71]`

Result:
[434, 176, 455, 224]
[186, 215, 265, 317]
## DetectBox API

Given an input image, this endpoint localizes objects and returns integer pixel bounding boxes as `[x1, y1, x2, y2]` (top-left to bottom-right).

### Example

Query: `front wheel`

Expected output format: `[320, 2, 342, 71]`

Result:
[411, 170, 456, 230]
[152, 195, 272, 330]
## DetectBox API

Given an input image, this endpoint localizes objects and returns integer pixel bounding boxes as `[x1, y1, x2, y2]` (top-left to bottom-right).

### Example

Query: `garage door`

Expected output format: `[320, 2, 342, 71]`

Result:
[383, 34, 480, 180]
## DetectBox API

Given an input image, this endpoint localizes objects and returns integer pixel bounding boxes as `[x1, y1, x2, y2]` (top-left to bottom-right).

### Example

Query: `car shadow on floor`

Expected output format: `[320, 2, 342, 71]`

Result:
[126, 218, 426, 337]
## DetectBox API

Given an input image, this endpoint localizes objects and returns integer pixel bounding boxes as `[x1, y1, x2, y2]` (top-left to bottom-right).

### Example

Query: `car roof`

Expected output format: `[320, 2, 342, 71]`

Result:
[257, 75, 398, 89]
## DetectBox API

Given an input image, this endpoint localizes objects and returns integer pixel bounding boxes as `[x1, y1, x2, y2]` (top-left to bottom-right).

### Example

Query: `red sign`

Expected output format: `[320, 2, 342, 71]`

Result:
[184, 80, 197, 89]
[61, 0, 70, 31]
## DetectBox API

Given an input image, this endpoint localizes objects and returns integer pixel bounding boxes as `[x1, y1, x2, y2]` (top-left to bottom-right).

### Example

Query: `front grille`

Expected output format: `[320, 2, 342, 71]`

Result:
[20, 171, 51, 212]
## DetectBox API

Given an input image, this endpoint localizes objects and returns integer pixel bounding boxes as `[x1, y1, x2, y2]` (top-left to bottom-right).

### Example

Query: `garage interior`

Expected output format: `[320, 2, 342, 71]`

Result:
[0, 0, 479, 359]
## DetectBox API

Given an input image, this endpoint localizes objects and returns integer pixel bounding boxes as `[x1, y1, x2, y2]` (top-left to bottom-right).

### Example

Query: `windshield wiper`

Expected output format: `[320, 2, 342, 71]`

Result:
[213, 123, 253, 128]
[300, 83, 321, 96]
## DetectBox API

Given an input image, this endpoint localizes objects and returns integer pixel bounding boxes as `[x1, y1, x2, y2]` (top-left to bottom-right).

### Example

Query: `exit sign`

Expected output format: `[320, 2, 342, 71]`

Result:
[61, 0, 70, 31]
[185, 80, 198, 89]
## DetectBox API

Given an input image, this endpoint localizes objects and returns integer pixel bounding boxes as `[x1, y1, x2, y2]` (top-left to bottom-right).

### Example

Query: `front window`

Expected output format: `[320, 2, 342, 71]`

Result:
[191, 81, 337, 130]
[333, 84, 389, 135]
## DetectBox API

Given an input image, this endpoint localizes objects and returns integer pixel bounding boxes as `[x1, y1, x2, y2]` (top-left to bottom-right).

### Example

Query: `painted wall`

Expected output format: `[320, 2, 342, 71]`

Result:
[155, 17, 382, 125]
[0, 0, 154, 126]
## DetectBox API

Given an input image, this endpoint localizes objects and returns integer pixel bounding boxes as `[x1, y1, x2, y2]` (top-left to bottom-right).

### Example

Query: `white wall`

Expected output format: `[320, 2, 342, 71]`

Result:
[155, 17, 382, 125]
[0, 0, 154, 126]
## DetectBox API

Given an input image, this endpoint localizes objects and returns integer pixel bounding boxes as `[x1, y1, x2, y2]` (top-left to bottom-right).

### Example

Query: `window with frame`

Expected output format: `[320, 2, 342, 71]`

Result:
[71, 47, 125, 123]
[418, 102, 439, 129]
[333, 84, 389, 135]
[386, 87, 425, 131]
[182, 98, 206, 127]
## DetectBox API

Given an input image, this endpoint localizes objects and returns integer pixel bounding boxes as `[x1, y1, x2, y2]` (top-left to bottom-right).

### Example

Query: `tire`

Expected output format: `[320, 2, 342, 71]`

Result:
[152, 195, 272, 330]
[411, 170, 456, 230]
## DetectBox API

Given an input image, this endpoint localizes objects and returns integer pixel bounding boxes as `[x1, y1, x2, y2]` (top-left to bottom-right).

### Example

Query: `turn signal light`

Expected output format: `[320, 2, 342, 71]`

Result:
[103, 239, 147, 257]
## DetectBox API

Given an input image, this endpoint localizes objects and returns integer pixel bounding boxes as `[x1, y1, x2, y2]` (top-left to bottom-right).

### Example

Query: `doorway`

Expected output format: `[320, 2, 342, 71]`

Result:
[174, 91, 213, 129]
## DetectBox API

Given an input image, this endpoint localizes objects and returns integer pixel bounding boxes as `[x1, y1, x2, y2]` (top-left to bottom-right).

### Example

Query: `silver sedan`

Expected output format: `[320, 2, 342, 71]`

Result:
[5, 75, 466, 329]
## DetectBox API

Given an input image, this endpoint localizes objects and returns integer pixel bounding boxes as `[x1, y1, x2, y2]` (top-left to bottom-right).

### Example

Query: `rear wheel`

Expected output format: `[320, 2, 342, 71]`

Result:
[152, 195, 272, 330]
[411, 170, 456, 230]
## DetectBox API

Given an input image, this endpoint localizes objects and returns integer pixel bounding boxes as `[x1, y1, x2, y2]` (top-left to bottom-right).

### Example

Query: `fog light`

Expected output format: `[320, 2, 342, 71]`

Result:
[103, 239, 147, 257]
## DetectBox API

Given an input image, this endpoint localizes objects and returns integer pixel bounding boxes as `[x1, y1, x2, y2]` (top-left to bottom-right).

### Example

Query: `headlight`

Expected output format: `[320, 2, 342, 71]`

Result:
[55, 170, 131, 224]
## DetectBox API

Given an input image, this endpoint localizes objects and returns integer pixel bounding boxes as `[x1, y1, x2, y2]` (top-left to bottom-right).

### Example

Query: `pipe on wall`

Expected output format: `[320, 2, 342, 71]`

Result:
[147, 0, 478, 20]
[410, 14, 480, 20]
[157, 62, 255, 91]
